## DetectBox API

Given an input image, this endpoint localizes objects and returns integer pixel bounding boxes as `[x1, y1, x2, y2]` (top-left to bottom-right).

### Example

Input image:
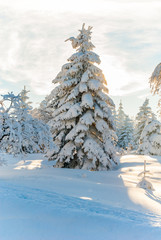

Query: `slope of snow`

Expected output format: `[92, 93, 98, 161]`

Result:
[0, 153, 161, 240]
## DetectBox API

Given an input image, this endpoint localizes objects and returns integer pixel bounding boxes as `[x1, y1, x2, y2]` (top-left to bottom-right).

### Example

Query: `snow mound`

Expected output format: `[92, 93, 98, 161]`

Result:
[137, 177, 155, 191]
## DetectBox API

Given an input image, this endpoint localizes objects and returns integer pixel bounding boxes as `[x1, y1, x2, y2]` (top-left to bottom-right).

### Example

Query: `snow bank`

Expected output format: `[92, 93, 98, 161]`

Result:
[0, 153, 161, 239]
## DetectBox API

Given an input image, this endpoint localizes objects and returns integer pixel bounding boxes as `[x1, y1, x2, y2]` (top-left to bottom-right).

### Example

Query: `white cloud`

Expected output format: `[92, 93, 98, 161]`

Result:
[137, 93, 151, 100]
[0, 0, 161, 101]
[100, 55, 150, 96]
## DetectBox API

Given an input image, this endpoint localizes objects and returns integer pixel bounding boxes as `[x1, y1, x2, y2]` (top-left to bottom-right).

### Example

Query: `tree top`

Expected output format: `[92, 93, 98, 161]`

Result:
[65, 23, 95, 52]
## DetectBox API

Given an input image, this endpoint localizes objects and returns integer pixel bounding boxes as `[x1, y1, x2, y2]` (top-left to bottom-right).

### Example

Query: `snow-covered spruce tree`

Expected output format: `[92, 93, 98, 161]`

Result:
[0, 92, 53, 154]
[138, 119, 161, 155]
[124, 115, 134, 149]
[0, 93, 22, 153]
[111, 105, 117, 125]
[0, 99, 17, 151]
[37, 98, 53, 123]
[32, 93, 53, 123]
[116, 100, 126, 148]
[20, 86, 32, 109]
[134, 98, 154, 147]
[116, 101, 126, 131]
[116, 101, 134, 149]
[20, 86, 46, 122]
[47, 24, 118, 170]
[150, 63, 161, 117]
[19, 89, 53, 153]
[12, 94, 52, 154]
[111, 106, 118, 147]
[118, 115, 134, 150]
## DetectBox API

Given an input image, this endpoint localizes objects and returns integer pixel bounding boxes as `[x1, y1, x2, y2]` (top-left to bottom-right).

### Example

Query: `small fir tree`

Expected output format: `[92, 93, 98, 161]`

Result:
[116, 101, 126, 131]
[118, 115, 134, 150]
[116, 101, 134, 150]
[47, 24, 118, 170]
[20, 86, 32, 109]
[111, 106, 118, 146]
[138, 119, 161, 155]
[134, 98, 154, 147]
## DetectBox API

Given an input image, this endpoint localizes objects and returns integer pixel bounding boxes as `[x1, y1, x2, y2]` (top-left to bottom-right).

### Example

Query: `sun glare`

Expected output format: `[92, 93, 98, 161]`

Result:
[100, 55, 149, 96]
[15, 160, 43, 170]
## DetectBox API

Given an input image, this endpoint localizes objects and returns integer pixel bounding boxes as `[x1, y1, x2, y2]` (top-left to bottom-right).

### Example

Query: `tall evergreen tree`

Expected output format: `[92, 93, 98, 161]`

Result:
[47, 24, 118, 170]
[134, 98, 154, 146]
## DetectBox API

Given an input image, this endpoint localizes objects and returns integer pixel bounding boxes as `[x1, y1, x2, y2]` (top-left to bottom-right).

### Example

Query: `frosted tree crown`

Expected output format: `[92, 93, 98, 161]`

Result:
[65, 23, 95, 52]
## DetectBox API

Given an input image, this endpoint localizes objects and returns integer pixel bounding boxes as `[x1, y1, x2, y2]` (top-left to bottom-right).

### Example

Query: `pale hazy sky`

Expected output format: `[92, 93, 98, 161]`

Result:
[0, 0, 161, 117]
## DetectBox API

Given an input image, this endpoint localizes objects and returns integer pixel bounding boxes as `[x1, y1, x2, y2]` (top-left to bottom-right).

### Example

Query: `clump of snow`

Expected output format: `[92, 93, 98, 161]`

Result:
[65, 103, 82, 119]
[81, 92, 93, 109]
[80, 111, 94, 126]
[137, 177, 154, 191]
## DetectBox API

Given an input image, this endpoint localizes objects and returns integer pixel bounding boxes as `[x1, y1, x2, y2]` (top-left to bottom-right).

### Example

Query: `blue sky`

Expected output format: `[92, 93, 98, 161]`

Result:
[0, 0, 161, 118]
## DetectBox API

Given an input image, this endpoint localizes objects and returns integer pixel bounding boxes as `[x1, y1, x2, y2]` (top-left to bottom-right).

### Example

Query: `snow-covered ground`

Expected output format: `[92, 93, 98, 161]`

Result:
[0, 153, 161, 240]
